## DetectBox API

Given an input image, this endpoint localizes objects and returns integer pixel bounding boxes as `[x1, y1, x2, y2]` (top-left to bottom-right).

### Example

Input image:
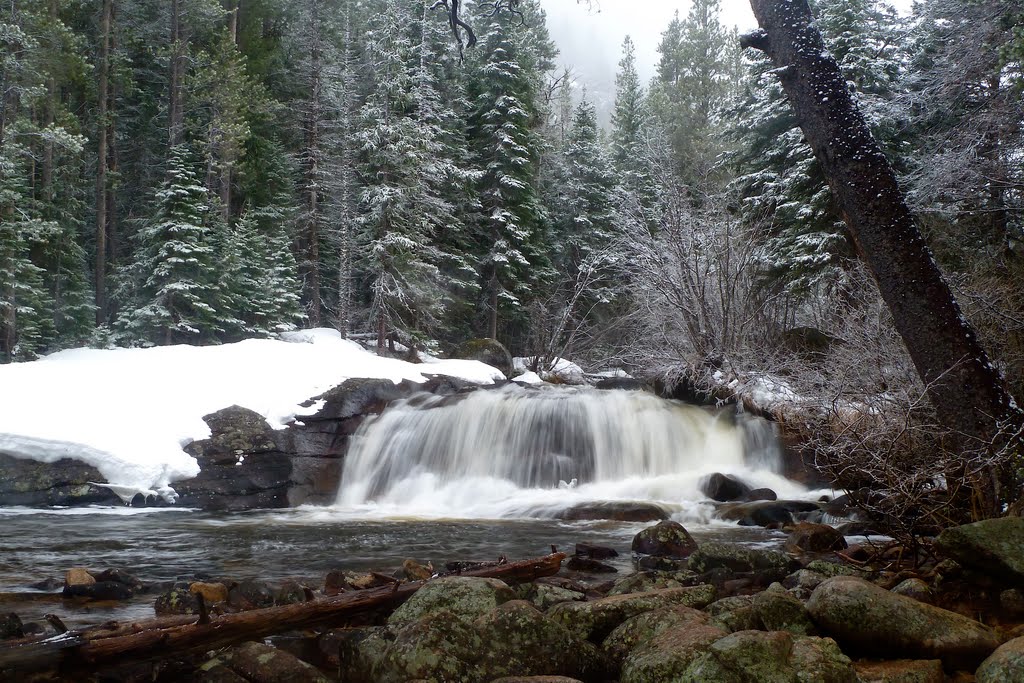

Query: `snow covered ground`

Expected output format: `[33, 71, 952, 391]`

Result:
[0, 329, 505, 504]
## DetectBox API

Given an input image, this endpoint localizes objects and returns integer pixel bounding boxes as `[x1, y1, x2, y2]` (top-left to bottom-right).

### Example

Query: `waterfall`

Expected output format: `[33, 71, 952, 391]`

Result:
[335, 384, 803, 520]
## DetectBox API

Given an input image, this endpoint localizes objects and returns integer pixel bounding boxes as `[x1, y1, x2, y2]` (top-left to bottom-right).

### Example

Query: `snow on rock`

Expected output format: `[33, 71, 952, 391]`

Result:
[512, 356, 587, 385]
[0, 330, 505, 504]
[512, 371, 543, 385]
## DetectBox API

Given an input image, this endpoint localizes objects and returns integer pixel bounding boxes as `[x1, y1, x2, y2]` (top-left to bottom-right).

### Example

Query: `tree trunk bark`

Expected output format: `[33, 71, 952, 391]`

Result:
[744, 0, 1022, 517]
[95, 0, 112, 324]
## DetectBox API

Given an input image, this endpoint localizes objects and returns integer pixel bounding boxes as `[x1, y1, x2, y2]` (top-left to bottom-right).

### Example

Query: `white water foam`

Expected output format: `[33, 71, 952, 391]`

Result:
[334, 384, 807, 523]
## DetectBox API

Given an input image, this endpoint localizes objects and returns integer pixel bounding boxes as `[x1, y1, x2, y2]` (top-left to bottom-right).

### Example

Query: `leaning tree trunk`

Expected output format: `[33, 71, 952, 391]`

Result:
[743, 0, 1022, 517]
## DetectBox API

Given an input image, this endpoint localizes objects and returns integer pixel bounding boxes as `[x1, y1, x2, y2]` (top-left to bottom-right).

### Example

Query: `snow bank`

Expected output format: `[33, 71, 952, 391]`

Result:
[0, 329, 505, 504]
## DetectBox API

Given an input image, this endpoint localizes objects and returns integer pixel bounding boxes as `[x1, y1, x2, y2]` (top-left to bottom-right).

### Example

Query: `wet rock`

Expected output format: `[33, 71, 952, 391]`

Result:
[453, 338, 514, 379]
[705, 595, 760, 633]
[682, 631, 857, 683]
[228, 579, 275, 610]
[63, 581, 133, 601]
[566, 557, 617, 573]
[200, 641, 330, 683]
[607, 570, 701, 596]
[806, 575, 1000, 669]
[744, 487, 778, 502]
[853, 659, 945, 683]
[0, 454, 121, 507]
[784, 522, 847, 553]
[618, 621, 727, 683]
[190, 581, 229, 604]
[558, 501, 669, 522]
[275, 580, 310, 605]
[1, 613, 24, 640]
[752, 583, 816, 635]
[934, 517, 1024, 584]
[631, 520, 698, 559]
[547, 585, 717, 643]
[64, 567, 95, 588]
[891, 578, 932, 604]
[402, 559, 433, 582]
[687, 542, 798, 582]
[575, 543, 618, 560]
[976, 636, 1024, 683]
[155, 587, 202, 615]
[602, 605, 713, 670]
[389, 576, 514, 627]
[717, 500, 820, 527]
[29, 577, 62, 591]
[700, 473, 752, 502]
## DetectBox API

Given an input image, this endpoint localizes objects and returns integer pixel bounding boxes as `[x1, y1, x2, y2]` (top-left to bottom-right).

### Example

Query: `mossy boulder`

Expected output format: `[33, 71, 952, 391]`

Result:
[453, 338, 514, 379]
[687, 542, 797, 580]
[607, 570, 701, 596]
[619, 622, 727, 683]
[976, 636, 1024, 683]
[602, 605, 713, 670]
[806, 576, 999, 669]
[199, 641, 331, 683]
[631, 520, 698, 558]
[388, 576, 514, 627]
[377, 609, 484, 683]
[752, 583, 816, 635]
[934, 517, 1024, 584]
[706, 595, 761, 633]
[681, 631, 856, 683]
[515, 582, 586, 610]
[547, 585, 716, 643]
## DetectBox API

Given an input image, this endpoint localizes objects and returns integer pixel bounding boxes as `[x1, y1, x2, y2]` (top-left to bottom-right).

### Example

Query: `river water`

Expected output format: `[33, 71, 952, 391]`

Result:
[1, 386, 813, 629]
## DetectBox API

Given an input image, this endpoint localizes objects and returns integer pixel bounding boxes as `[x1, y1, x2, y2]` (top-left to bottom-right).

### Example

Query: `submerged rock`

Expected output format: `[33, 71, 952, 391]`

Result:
[806, 575, 999, 669]
[631, 520, 698, 559]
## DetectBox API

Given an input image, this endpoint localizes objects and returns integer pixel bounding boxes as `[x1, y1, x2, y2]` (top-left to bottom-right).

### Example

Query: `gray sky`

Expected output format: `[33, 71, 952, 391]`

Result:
[539, 0, 914, 85]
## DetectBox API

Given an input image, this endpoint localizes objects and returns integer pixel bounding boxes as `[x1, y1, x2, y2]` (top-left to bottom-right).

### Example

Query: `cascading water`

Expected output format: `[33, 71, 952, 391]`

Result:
[335, 384, 806, 521]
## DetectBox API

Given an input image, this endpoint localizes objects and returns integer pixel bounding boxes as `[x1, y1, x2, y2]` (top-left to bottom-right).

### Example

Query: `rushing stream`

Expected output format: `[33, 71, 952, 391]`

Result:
[0, 385, 818, 629]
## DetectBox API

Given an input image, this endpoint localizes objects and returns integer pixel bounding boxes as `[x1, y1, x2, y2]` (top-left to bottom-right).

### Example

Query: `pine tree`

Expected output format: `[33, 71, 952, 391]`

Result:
[726, 0, 906, 294]
[465, 2, 553, 342]
[116, 146, 222, 345]
[610, 35, 657, 226]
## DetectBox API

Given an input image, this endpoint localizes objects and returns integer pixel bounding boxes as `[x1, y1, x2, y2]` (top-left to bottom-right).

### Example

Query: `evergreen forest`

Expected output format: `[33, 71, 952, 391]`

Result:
[1, 0, 1022, 454]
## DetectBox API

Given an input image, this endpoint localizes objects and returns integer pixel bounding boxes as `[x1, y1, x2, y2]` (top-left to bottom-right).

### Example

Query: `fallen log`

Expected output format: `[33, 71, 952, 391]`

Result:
[0, 552, 565, 675]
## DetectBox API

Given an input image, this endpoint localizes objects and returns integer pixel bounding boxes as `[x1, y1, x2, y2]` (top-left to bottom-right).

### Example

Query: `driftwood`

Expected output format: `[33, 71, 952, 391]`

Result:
[0, 552, 565, 676]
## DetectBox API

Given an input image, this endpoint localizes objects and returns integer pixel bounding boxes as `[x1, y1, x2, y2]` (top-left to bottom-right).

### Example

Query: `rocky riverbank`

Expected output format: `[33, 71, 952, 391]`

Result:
[4, 516, 1024, 682]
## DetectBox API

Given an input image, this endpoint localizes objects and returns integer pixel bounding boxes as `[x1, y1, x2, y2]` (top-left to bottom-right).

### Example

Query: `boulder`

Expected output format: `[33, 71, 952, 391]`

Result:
[154, 587, 202, 615]
[471, 601, 610, 681]
[199, 641, 330, 683]
[700, 473, 752, 502]
[565, 557, 617, 573]
[752, 583, 816, 635]
[228, 579, 275, 610]
[378, 609, 483, 682]
[602, 605, 713, 670]
[853, 659, 945, 683]
[804, 560, 873, 580]
[558, 502, 669, 523]
[687, 542, 797, 581]
[318, 626, 392, 681]
[717, 500, 821, 527]
[891, 578, 932, 604]
[0, 454, 121, 507]
[190, 581, 229, 604]
[388, 576, 514, 627]
[491, 678, 584, 683]
[806, 576, 999, 669]
[681, 631, 857, 683]
[547, 585, 716, 643]
[402, 559, 433, 582]
[607, 570, 702, 596]
[515, 583, 585, 611]
[976, 636, 1024, 683]
[934, 517, 1024, 584]
[784, 522, 847, 553]
[631, 520, 698, 559]
[619, 621, 727, 683]
[1001, 588, 1024, 617]
[705, 596, 761, 633]
[64, 567, 95, 588]
[63, 581, 133, 601]
[454, 338, 514, 379]
[744, 488, 778, 502]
